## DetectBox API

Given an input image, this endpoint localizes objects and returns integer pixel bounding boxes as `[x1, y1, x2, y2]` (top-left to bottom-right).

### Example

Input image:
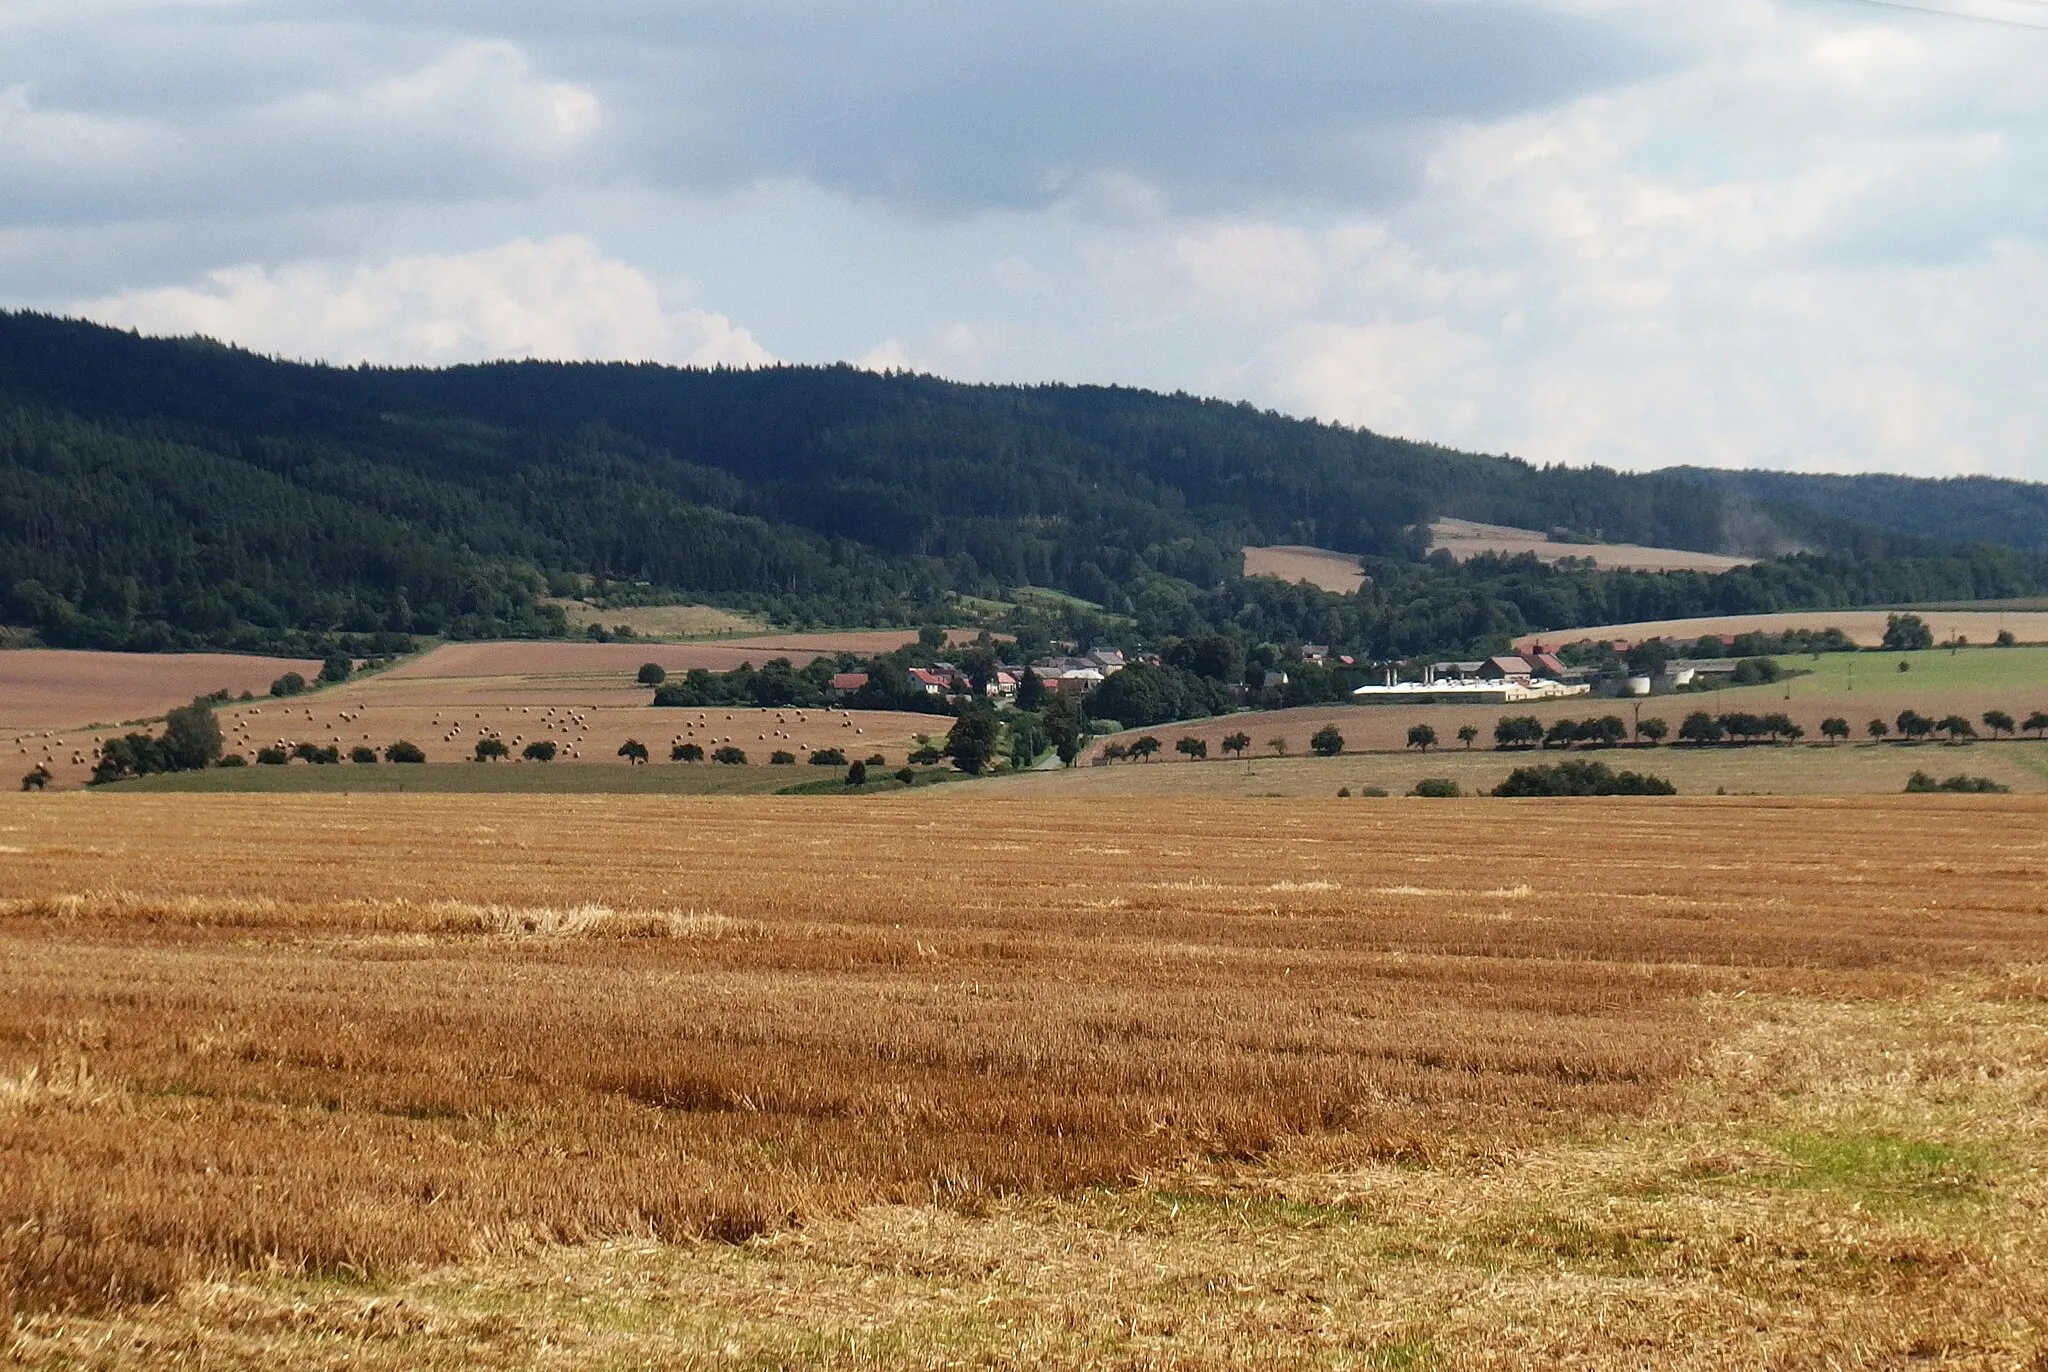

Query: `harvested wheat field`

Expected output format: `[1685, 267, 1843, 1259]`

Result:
[1516, 607, 2048, 651]
[1241, 545, 1368, 594]
[8, 792, 2048, 1366]
[11, 647, 944, 789]
[1429, 518, 1755, 573]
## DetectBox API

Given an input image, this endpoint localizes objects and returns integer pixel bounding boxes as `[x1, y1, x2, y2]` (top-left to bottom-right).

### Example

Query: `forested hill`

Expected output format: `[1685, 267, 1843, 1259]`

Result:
[1669, 467, 2048, 557]
[0, 309, 2041, 659]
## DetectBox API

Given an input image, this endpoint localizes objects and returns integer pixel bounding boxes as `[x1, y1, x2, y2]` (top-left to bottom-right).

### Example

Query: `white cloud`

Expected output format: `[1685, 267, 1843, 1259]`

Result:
[75, 235, 773, 368]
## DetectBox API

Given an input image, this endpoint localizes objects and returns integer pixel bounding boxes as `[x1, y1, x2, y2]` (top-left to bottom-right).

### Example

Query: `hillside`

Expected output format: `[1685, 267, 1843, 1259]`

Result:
[2, 311, 2045, 662]
[1670, 467, 2048, 556]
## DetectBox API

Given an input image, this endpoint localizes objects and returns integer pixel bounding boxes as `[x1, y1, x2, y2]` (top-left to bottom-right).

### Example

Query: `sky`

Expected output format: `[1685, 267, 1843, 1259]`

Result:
[4, 0, 2045, 479]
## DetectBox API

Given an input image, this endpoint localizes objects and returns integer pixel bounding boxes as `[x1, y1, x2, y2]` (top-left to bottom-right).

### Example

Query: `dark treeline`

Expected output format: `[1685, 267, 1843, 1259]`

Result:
[3, 312, 2045, 660]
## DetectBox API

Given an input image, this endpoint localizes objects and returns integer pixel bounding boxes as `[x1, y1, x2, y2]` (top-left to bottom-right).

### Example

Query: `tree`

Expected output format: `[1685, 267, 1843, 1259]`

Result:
[522, 740, 557, 761]
[908, 744, 943, 765]
[1883, 613, 1935, 652]
[1129, 734, 1162, 763]
[1624, 639, 1670, 677]
[385, 740, 426, 763]
[618, 739, 650, 764]
[944, 711, 1000, 774]
[1494, 716, 1541, 749]
[1221, 731, 1252, 758]
[1543, 718, 1579, 750]
[1042, 690, 1087, 766]
[293, 742, 340, 764]
[1016, 667, 1046, 710]
[350, 745, 379, 764]
[1997, 630, 2018, 647]
[1936, 714, 1976, 742]
[672, 742, 705, 762]
[713, 746, 748, 765]
[1577, 716, 1627, 748]
[1866, 718, 1888, 741]
[270, 671, 307, 698]
[1175, 736, 1208, 761]
[846, 759, 868, 786]
[1457, 724, 1479, 750]
[1678, 711, 1723, 745]
[1983, 709, 2016, 738]
[319, 653, 353, 684]
[1100, 741, 1130, 763]
[161, 700, 224, 771]
[2027, 711, 2048, 738]
[474, 737, 509, 761]
[1310, 724, 1345, 757]
[1820, 717, 1850, 742]
[1636, 716, 1668, 745]
[1896, 709, 1935, 742]
[769, 749, 796, 764]
[1267, 736, 1287, 757]
[1406, 723, 1438, 752]
[810, 747, 848, 766]
[1692, 635, 1727, 659]
[256, 745, 289, 765]
[20, 765, 50, 791]
[637, 662, 667, 686]
[918, 625, 948, 652]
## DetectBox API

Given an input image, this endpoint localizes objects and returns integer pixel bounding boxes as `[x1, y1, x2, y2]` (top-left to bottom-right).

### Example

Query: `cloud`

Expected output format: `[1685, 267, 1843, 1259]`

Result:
[1, 34, 604, 226]
[75, 235, 773, 368]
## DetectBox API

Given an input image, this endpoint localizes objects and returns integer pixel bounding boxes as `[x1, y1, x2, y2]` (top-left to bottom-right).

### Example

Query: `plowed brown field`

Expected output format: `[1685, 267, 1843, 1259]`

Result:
[8, 794, 2048, 1365]
[0, 650, 318, 731]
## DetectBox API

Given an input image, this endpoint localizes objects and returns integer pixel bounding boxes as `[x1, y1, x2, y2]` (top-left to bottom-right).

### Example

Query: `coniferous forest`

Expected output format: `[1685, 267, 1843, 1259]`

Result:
[2, 310, 2044, 661]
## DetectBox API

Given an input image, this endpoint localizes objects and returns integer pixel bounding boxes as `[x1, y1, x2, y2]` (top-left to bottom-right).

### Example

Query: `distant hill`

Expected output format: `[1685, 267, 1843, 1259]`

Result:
[0, 310, 2042, 662]
[1667, 467, 2048, 556]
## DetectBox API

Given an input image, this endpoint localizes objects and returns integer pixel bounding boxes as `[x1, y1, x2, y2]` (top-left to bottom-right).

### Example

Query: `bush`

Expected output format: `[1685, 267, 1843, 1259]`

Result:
[769, 749, 796, 765]
[864, 753, 887, 767]
[522, 740, 557, 762]
[349, 746, 378, 764]
[293, 742, 341, 765]
[256, 746, 289, 765]
[617, 739, 650, 764]
[637, 663, 667, 686]
[1905, 770, 2009, 793]
[846, 760, 868, 786]
[810, 747, 848, 766]
[908, 745, 942, 765]
[1492, 760, 1676, 797]
[1310, 724, 1345, 757]
[269, 671, 307, 698]
[895, 766, 916, 785]
[20, 764, 51, 790]
[474, 737, 509, 761]
[672, 742, 705, 763]
[385, 740, 427, 763]
[1359, 785, 1389, 797]
[1410, 778, 1461, 798]
[319, 653, 353, 684]
[216, 753, 247, 768]
[713, 746, 748, 765]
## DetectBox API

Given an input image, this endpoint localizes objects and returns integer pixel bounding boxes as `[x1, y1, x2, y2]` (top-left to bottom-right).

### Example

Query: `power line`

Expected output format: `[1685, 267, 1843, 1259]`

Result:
[1827, 0, 2048, 29]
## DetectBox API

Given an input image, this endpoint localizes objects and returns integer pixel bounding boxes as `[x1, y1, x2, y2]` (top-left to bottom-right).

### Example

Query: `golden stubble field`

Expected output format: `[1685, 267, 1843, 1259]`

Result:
[7, 792, 2048, 1366]
[7, 638, 955, 788]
